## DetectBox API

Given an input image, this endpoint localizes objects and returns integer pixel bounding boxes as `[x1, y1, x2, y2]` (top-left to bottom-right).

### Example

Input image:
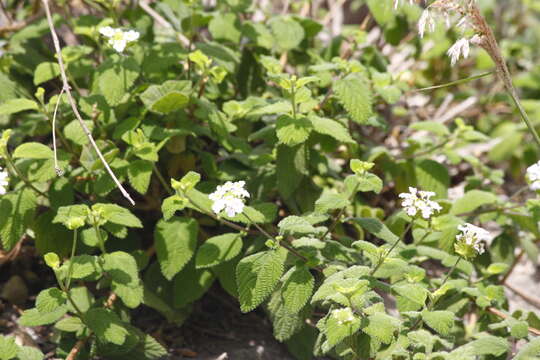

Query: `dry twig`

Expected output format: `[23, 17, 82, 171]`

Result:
[41, 0, 135, 205]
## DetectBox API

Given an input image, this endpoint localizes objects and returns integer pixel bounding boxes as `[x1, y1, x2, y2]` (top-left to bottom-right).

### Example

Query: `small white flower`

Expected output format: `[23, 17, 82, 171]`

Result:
[332, 308, 356, 325]
[399, 187, 442, 220]
[456, 223, 489, 255]
[0, 167, 9, 195]
[418, 9, 436, 38]
[98, 26, 139, 53]
[447, 37, 470, 65]
[394, 0, 415, 9]
[209, 181, 250, 217]
[526, 161, 540, 191]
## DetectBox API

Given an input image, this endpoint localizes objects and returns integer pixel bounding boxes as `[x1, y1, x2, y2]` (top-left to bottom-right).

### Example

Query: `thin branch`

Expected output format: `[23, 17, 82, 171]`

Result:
[488, 307, 540, 336]
[505, 282, 540, 309]
[52, 88, 65, 176]
[413, 71, 494, 92]
[139, 0, 190, 47]
[41, 0, 135, 205]
[66, 336, 90, 360]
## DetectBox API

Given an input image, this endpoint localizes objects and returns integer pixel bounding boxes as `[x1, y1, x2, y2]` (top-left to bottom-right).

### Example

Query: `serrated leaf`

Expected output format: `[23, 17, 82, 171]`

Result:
[195, 233, 242, 268]
[35, 288, 66, 313]
[422, 310, 454, 335]
[0, 189, 38, 250]
[54, 317, 84, 332]
[0, 99, 38, 115]
[33, 61, 60, 85]
[16, 346, 44, 360]
[309, 115, 354, 143]
[458, 335, 509, 357]
[208, 13, 241, 43]
[276, 144, 308, 199]
[515, 337, 540, 360]
[154, 217, 198, 280]
[276, 115, 312, 146]
[450, 190, 498, 215]
[66, 255, 101, 279]
[278, 216, 316, 235]
[96, 55, 139, 106]
[393, 283, 428, 306]
[268, 289, 311, 342]
[364, 312, 400, 344]
[127, 160, 153, 195]
[103, 251, 143, 308]
[323, 312, 362, 351]
[124, 333, 168, 360]
[63, 120, 94, 145]
[12, 142, 53, 160]
[352, 217, 398, 244]
[269, 16, 305, 51]
[315, 193, 349, 214]
[237, 249, 287, 312]
[140, 80, 191, 114]
[19, 307, 67, 326]
[0, 335, 19, 360]
[161, 195, 188, 221]
[334, 73, 372, 124]
[366, 0, 394, 25]
[173, 260, 215, 308]
[93, 203, 142, 228]
[415, 159, 450, 199]
[281, 266, 314, 313]
[85, 308, 129, 345]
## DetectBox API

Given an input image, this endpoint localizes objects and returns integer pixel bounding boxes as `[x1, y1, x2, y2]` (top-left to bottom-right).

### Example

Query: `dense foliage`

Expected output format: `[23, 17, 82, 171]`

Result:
[2, 0, 540, 359]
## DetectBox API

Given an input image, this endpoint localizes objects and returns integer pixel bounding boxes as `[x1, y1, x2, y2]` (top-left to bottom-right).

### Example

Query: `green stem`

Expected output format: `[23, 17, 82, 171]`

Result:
[319, 182, 360, 241]
[414, 71, 494, 92]
[370, 221, 414, 276]
[4, 151, 48, 198]
[291, 83, 297, 120]
[436, 257, 462, 297]
[65, 229, 78, 291]
[507, 84, 540, 148]
[153, 164, 173, 195]
[93, 223, 107, 255]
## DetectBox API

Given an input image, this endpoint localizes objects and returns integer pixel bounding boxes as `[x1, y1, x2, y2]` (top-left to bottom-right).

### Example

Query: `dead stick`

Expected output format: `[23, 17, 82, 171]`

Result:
[41, 0, 135, 205]
[488, 307, 540, 336]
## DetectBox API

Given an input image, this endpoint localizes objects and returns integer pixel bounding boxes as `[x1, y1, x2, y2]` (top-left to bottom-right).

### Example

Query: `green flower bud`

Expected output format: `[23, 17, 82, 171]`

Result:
[44, 252, 60, 269]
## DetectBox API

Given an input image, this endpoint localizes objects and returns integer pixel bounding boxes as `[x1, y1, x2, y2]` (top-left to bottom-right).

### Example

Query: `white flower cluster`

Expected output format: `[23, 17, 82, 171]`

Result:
[99, 26, 140, 53]
[456, 223, 489, 255]
[415, 0, 483, 65]
[526, 161, 540, 191]
[399, 187, 442, 219]
[209, 181, 250, 217]
[332, 308, 356, 325]
[0, 167, 8, 195]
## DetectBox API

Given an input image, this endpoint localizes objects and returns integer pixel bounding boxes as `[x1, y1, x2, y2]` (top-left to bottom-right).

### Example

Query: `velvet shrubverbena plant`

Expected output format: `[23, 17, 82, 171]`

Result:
[1, 0, 540, 359]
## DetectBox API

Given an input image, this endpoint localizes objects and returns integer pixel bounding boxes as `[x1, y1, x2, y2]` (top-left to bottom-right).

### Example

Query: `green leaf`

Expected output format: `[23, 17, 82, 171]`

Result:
[35, 288, 66, 313]
[195, 233, 243, 268]
[281, 266, 314, 313]
[124, 333, 168, 360]
[364, 312, 400, 344]
[0, 335, 19, 360]
[154, 217, 198, 280]
[458, 335, 508, 357]
[450, 190, 498, 215]
[63, 120, 94, 145]
[269, 16, 305, 51]
[54, 316, 84, 332]
[96, 55, 140, 106]
[237, 248, 287, 312]
[421, 310, 454, 336]
[65, 255, 101, 279]
[276, 144, 308, 199]
[268, 289, 311, 342]
[315, 193, 349, 214]
[352, 218, 398, 244]
[103, 251, 143, 308]
[19, 307, 67, 326]
[173, 260, 215, 308]
[16, 346, 44, 360]
[127, 160, 153, 195]
[415, 159, 450, 199]
[278, 216, 316, 235]
[515, 337, 540, 360]
[366, 0, 394, 25]
[0, 99, 38, 115]
[93, 203, 142, 228]
[33, 61, 60, 85]
[140, 80, 191, 115]
[276, 115, 312, 146]
[161, 195, 188, 221]
[334, 73, 373, 125]
[85, 308, 129, 345]
[323, 311, 362, 351]
[393, 283, 428, 306]
[410, 121, 450, 137]
[309, 116, 354, 143]
[12, 142, 53, 160]
[208, 13, 241, 43]
[0, 189, 38, 250]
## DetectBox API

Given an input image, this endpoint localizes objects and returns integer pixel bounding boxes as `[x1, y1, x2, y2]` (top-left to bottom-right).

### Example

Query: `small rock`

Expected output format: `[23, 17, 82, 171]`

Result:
[1, 275, 29, 305]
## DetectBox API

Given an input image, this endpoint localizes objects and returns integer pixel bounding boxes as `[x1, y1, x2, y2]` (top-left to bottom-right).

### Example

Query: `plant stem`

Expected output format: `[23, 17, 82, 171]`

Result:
[370, 221, 414, 276]
[4, 151, 48, 198]
[153, 164, 173, 195]
[65, 229, 78, 290]
[319, 182, 360, 241]
[437, 257, 462, 301]
[93, 223, 107, 255]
